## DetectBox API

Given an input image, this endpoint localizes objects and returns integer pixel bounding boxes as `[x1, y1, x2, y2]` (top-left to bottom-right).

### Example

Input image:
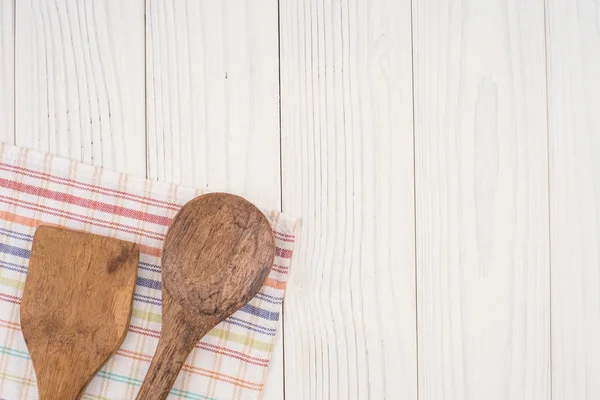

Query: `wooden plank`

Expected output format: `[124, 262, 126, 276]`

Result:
[546, 0, 600, 398]
[412, 1, 550, 398]
[0, 0, 13, 144]
[280, 0, 416, 398]
[145, 0, 280, 210]
[14, 0, 146, 176]
[145, 1, 283, 398]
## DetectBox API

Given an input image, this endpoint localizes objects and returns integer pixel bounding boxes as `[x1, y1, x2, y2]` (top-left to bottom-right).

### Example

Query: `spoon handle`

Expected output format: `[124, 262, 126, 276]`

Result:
[136, 300, 209, 400]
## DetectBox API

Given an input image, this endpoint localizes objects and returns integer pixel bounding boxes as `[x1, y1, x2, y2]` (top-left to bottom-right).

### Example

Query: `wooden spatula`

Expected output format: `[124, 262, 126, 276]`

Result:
[20, 226, 140, 400]
[136, 193, 275, 400]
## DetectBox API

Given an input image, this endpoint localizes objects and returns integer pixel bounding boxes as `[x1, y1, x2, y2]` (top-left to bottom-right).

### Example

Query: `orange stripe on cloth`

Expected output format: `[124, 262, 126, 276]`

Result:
[0, 210, 55, 230]
[0, 210, 163, 258]
[114, 349, 263, 391]
[0, 319, 20, 330]
[263, 278, 287, 290]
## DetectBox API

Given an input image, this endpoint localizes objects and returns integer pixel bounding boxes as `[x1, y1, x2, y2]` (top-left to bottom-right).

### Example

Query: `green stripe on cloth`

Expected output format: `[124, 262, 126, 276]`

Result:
[0, 345, 30, 359]
[131, 308, 162, 323]
[207, 329, 273, 352]
[0, 276, 25, 290]
[80, 395, 111, 400]
[131, 308, 273, 353]
[0, 371, 36, 387]
[130, 308, 274, 352]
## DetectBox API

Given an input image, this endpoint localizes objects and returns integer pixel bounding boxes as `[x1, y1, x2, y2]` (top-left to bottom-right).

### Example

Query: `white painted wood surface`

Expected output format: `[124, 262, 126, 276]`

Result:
[15, 0, 146, 176]
[145, 0, 281, 210]
[1, 0, 598, 398]
[280, 0, 417, 398]
[145, 1, 283, 398]
[0, 0, 13, 144]
[546, 1, 600, 399]
[412, 1, 550, 399]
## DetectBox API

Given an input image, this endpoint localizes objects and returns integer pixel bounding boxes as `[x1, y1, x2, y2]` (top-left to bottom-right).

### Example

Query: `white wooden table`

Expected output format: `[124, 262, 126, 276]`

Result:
[1, 1, 599, 399]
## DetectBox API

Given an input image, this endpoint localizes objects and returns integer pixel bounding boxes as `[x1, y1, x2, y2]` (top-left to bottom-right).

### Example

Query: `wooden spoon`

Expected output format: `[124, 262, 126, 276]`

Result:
[20, 226, 140, 400]
[136, 193, 275, 400]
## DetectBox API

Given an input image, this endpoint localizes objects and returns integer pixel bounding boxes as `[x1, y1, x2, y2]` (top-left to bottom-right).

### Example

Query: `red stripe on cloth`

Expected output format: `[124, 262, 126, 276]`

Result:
[128, 325, 159, 338]
[198, 342, 269, 366]
[274, 232, 295, 242]
[0, 178, 172, 226]
[275, 247, 293, 259]
[275, 231, 295, 238]
[0, 163, 181, 210]
[0, 294, 20, 305]
[0, 194, 165, 241]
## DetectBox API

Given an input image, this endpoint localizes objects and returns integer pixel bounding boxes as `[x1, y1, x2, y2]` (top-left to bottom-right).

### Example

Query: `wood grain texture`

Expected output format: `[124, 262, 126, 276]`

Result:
[136, 193, 275, 400]
[0, 0, 13, 144]
[280, 0, 417, 398]
[145, 0, 280, 209]
[15, 0, 146, 176]
[412, 1, 550, 399]
[20, 226, 140, 400]
[546, 1, 600, 398]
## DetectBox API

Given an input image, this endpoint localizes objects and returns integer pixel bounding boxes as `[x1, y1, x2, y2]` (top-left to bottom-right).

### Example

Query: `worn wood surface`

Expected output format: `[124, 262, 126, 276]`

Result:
[3, 0, 599, 398]
[279, 0, 417, 398]
[413, 1, 550, 399]
[136, 193, 275, 400]
[14, 0, 146, 175]
[145, 0, 280, 209]
[20, 226, 140, 400]
[546, 0, 600, 398]
[0, 0, 13, 144]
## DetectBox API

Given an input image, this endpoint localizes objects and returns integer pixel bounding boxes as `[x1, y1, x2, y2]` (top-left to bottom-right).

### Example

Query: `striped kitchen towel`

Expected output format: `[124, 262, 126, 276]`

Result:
[0, 142, 298, 400]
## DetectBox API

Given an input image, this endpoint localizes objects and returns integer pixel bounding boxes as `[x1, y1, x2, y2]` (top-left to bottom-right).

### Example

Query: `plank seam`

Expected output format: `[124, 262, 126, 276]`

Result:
[409, 0, 419, 398]
[542, 0, 553, 398]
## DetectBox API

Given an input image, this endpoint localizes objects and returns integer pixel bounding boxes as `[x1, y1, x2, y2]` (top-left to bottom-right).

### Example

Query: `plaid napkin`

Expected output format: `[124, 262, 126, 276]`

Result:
[0, 142, 298, 400]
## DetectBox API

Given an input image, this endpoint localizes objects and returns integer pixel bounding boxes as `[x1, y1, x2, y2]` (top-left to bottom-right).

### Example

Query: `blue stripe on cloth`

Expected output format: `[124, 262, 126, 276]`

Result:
[0, 260, 27, 274]
[255, 292, 282, 305]
[255, 291, 281, 302]
[226, 317, 276, 336]
[0, 231, 282, 323]
[138, 261, 160, 273]
[136, 276, 162, 290]
[228, 316, 276, 334]
[240, 303, 280, 321]
[0, 243, 30, 259]
[134, 293, 161, 307]
[0, 228, 33, 241]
